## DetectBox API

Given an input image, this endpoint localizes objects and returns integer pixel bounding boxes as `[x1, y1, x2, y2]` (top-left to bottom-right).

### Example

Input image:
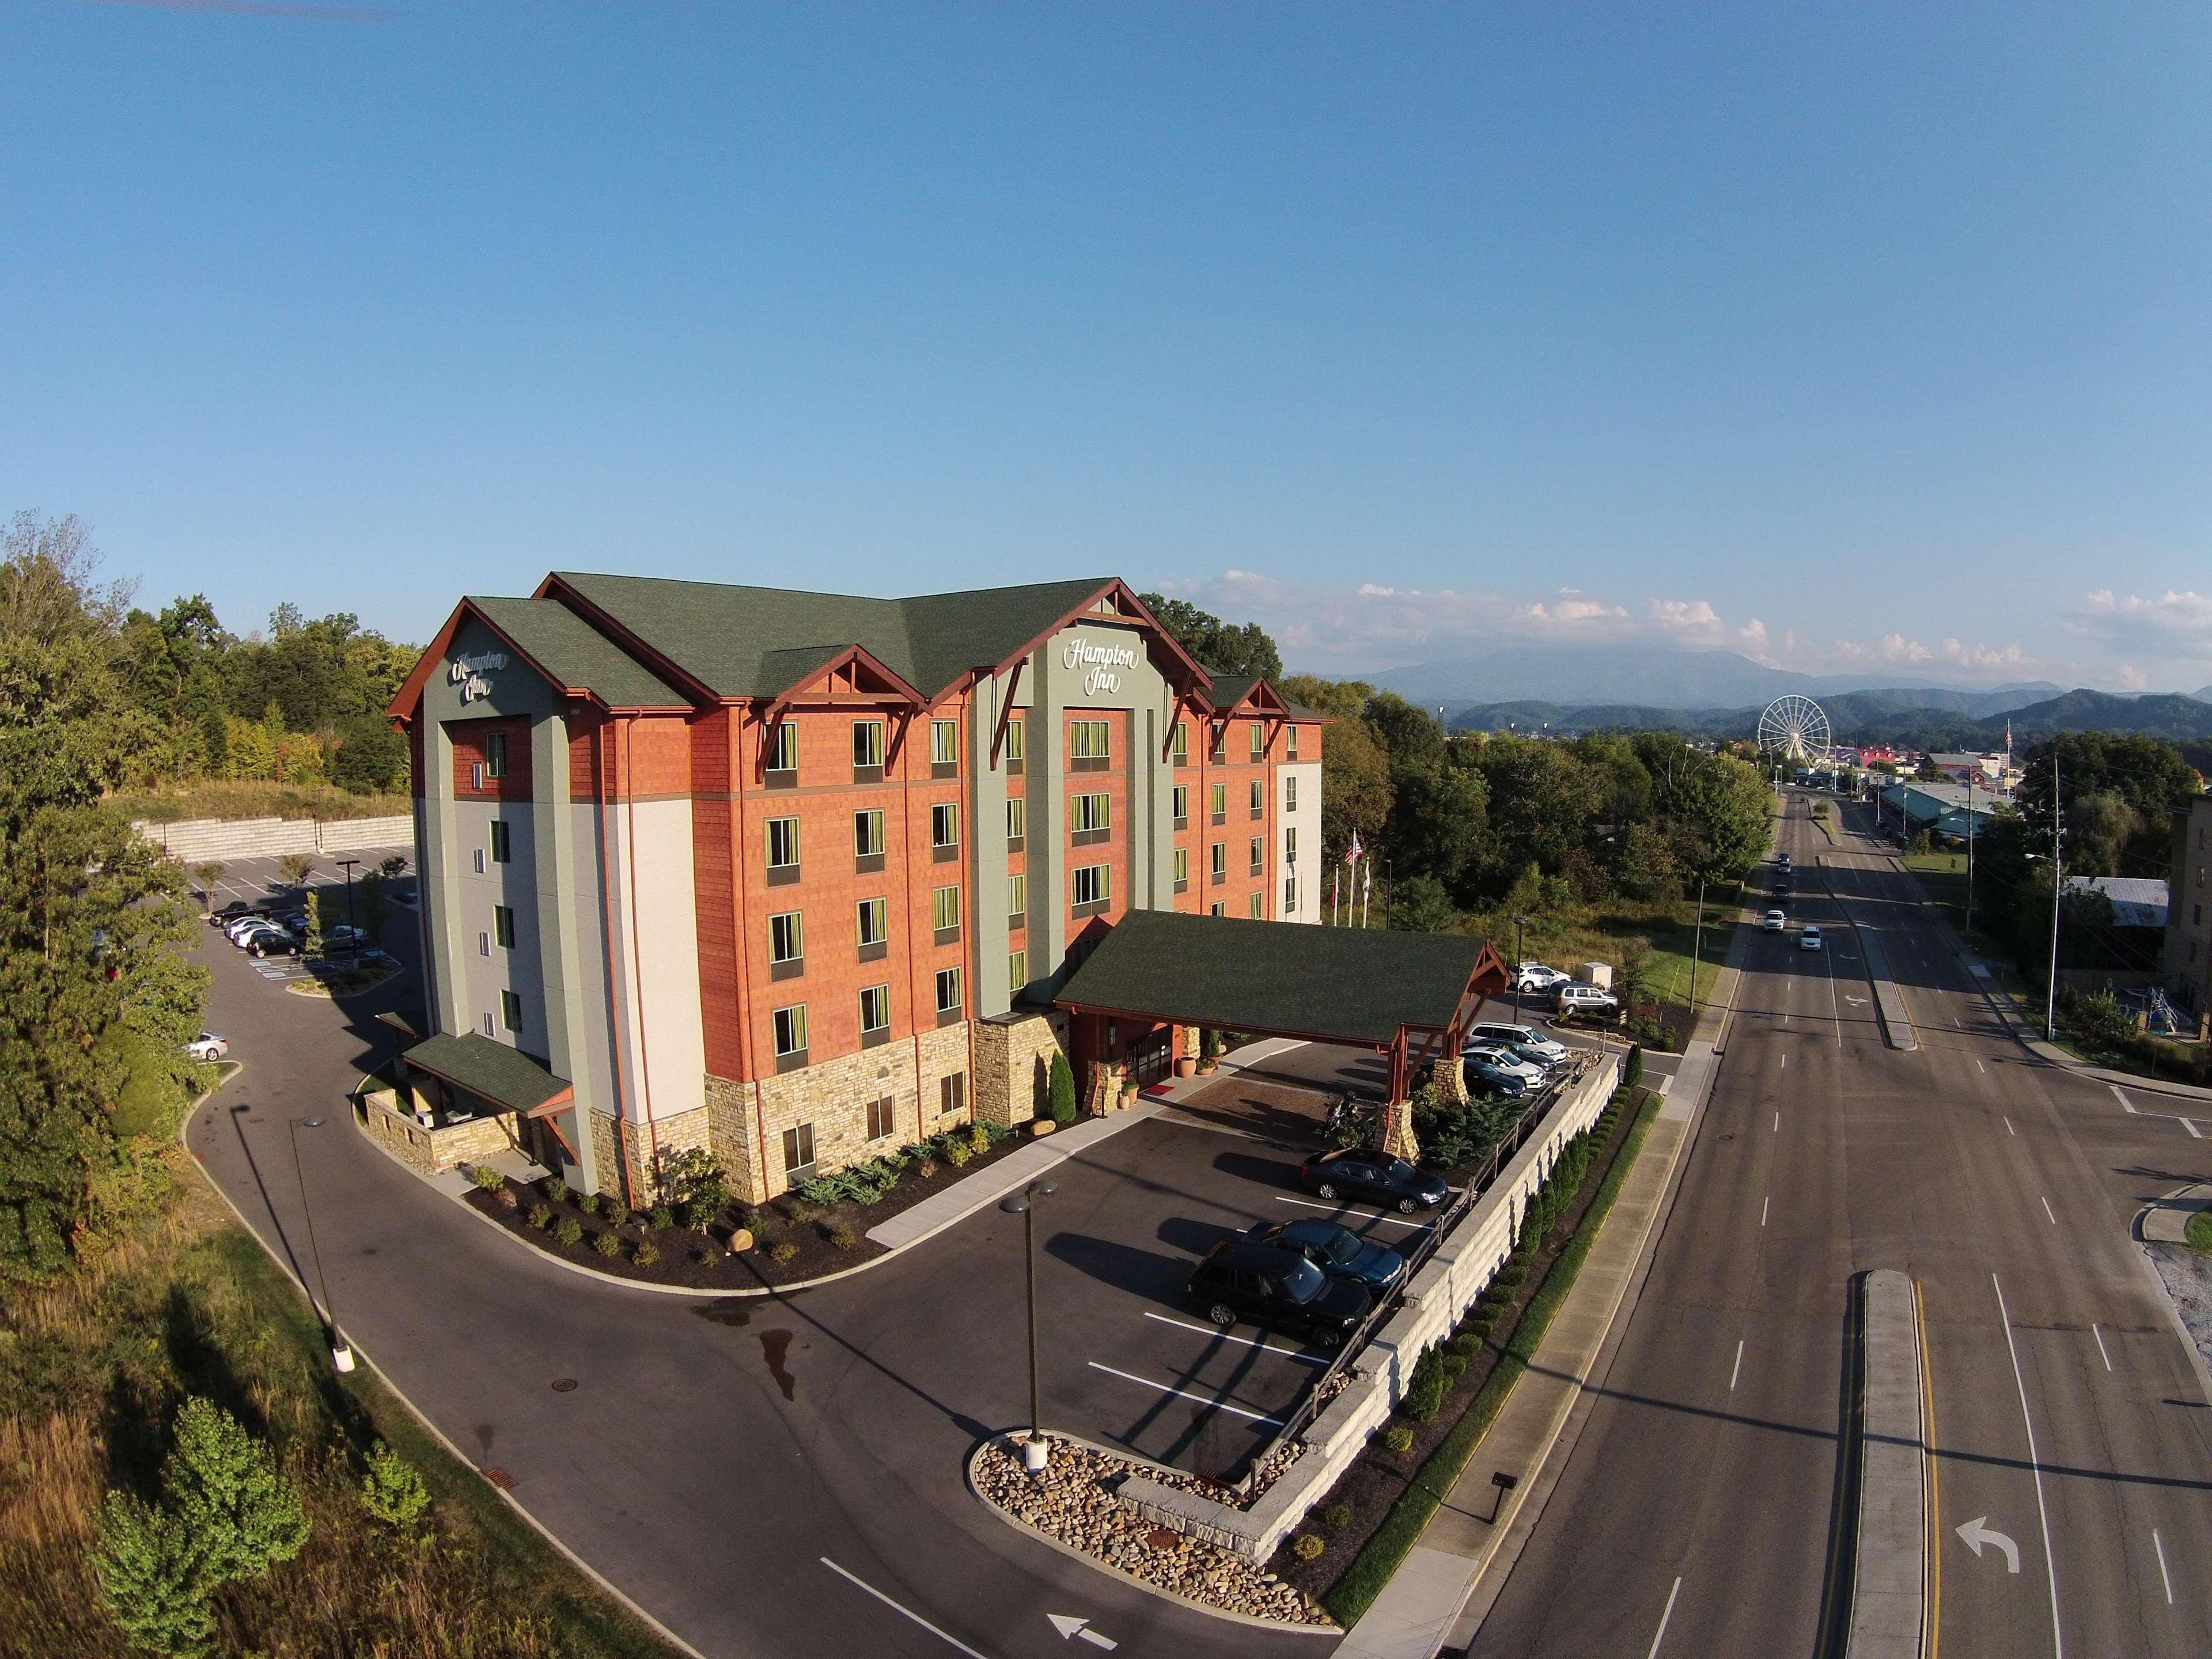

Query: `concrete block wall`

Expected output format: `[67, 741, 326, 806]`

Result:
[137, 814, 412, 862]
[1122, 1052, 1620, 1562]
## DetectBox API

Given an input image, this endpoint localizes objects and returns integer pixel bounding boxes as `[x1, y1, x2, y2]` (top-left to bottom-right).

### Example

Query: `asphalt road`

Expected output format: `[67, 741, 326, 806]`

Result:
[184, 911, 1340, 1659]
[1467, 790, 2212, 1659]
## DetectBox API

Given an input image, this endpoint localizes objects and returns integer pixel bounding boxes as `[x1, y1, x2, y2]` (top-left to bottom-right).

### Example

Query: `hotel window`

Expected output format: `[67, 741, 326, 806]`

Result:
[931, 718, 960, 777]
[1007, 872, 1027, 928]
[1005, 717, 1025, 770]
[493, 904, 516, 948]
[782, 1123, 816, 1179]
[1172, 721, 1189, 766]
[866, 1094, 896, 1141]
[767, 720, 799, 782]
[1248, 835, 1264, 876]
[1249, 779, 1264, 818]
[854, 808, 886, 870]
[768, 911, 804, 979]
[1070, 719, 1111, 771]
[941, 1072, 967, 1116]
[856, 897, 888, 957]
[766, 816, 800, 884]
[1209, 725, 1227, 764]
[772, 1005, 808, 1065]
[1008, 948, 1027, 991]
[1209, 782, 1227, 824]
[1210, 842, 1226, 882]
[932, 884, 961, 941]
[1285, 826, 1298, 861]
[1249, 723, 1265, 762]
[1072, 791, 1111, 845]
[1210, 901, 1226, 917]
[484, 729, 507, 779]
[1006, 797, 1026, 850]
[931, 802, 960, 859]
[853, 719, 885, 779]
[1248, 893, 1264, 919]
[1172, 785, 1188, 830]
[935, 967, 964, 1021]
[1173, 847, 1188, 894]
[1284, 874, 1298, 913]
[1072, 863, 1111, 915]
[859, 983, 891, 1043]
[1284, 775, 1298, 812]
[1286, 725, 1300, 760]
[501, 989, 522, 1033]
[489, 820, 512, 864]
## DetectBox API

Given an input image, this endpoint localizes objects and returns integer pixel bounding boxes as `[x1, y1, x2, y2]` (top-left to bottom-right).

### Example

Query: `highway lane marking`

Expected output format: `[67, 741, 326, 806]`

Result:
[1142, 1312, 1329, 1365]
[2091, 1324, 2111, 1373]
[1780, 1053, 1786, 1070]
[1825, 948, 1842, 1048]
[1991, 1274, 2066, 1658]
[1761, 1196, 1769, 1228]
[1646, 1576, 1683, 1658]
[1773, 1111, 1779, 1132]
[2041, 1196, 2056, 1225]
[2184, 1119, 2203, 1139]
[2004, 1116, 2016, 1136]
[820, 1557, 996, 1659]
[1977, 1059, 1986, 1074]
[1730, 1340, 1744, 1391]
[1272, 1196, 1434, 1230]
[2111, 1082, 2206, 1134]
[1086, 1362, 1286, 1425]
[2154, 1530, 2173, 1605]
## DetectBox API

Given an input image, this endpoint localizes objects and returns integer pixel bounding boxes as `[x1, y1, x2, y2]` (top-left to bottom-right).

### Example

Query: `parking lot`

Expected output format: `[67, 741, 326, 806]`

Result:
[191, 846, 415, 991]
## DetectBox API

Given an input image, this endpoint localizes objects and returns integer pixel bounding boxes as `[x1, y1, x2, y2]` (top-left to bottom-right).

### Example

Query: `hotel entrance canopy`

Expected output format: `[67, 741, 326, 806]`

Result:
[1054, 910, 1509, 1100]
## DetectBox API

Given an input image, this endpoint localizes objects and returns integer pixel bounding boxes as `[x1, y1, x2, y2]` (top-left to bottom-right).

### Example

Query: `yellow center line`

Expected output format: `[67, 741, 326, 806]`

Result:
[1918, 1278, 1941, 1659]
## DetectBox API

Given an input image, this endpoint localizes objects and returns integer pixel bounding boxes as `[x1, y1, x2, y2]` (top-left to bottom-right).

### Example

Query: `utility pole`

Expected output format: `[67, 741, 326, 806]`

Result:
[1688, 876, 1707, 1017]
[1965, 769, 1976, 938]
[2046, 748, 2062, 1041]
[1513, 916, 1527, 1021]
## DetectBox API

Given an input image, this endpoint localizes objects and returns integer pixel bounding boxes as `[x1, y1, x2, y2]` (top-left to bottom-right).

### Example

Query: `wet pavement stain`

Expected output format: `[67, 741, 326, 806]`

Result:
[759, 1329, 797, 1400]
[693, 1300, 752, 1327]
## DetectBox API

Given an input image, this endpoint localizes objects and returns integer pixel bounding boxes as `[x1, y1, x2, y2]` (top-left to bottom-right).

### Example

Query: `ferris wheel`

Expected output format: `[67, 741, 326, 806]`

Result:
[1756, 695, 1833, 764]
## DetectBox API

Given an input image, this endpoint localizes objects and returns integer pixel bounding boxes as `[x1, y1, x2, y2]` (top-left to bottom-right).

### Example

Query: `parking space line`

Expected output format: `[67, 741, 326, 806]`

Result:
[1086, 1362, 1286, 1425]
[2091, 1324, 2111, 1373]
[820, 1558, 994, 1659]
[1141, 1312, 1330, 1365]
[1272, 1196, 1433, 1230]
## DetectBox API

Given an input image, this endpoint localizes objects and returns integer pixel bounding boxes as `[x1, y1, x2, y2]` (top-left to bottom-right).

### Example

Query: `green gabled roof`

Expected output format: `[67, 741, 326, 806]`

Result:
[403, 1032, 574, 1114]
[1198, 673, 1262, 713]
[471, 597, 688, 710]
[547, 571, 1120, 700]
[1055, 909, 1498, 1047]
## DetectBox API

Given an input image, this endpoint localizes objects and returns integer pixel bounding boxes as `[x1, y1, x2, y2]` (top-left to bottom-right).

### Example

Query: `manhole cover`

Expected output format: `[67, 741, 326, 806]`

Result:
[550, 1377, 578, 1393]
[481, 1467, 517, 1490]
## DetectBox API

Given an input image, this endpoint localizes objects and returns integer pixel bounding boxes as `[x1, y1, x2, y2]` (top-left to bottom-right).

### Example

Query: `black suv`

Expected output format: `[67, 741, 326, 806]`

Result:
[1187, 1240, 1374, 1346]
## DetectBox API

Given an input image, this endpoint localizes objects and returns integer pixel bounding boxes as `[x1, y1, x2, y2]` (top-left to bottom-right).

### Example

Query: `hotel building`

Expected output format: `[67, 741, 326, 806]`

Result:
[387, 574, 1323, 1203]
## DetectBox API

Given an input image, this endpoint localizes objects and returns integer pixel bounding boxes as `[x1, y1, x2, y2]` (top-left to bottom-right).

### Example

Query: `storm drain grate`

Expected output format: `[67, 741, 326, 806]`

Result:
[550, 1377, 578, 1393]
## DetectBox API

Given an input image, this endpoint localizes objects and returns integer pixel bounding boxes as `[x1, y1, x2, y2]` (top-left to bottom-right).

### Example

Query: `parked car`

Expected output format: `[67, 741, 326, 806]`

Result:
[246, 930, 298, 958]
[323, 925, 368, 948]
[1463, 1059, 1530, 1100]
[208, 900, 260, 927]
[181, 1031, 229, 1062]
[1187, 1240, 1375, 1346]
[1300, 1148, 1451, 1213]
[1800, 926, 1824, 952]
[227, 916, 284, 945]
[1465, 1021, 1568, 1065]
[1460, 1043, 1547, 1086]
[1514, 963, 1573, 994]
[1244, 1218, 1407, 1294]
[1554, 982, 1619, 1018]
[1763, 910, 1787, 933]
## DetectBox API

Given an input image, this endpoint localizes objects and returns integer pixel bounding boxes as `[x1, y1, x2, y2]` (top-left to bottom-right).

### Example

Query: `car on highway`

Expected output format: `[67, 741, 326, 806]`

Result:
[1800, 925, 1824, 952]
[1300, 1148, 1451, 1213]
[182, 1031, 229, 1062]
[1187, 1239, 1374, 1346]
[1513, 962, 1573, 994]
[1460, 1043, 1547, 1086]
[1763, 910, 1786, 932]
[1776, 852, 1791, 869]
[1244, 1218, 1407, 1294]
[1463, 1058, 1531, 1100]
[1554, 982, 1619, 1018]
[1465, 1021, 1568, 1065]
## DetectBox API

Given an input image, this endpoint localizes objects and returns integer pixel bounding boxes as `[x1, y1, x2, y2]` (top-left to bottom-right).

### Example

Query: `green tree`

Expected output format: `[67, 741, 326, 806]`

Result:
[1664, 753, 1772, 882]
[358, 1441, 433, 1539]
[354, 870, 387, 944]
[1388, 874, 1459, 933]
[1048, 1051, 1077, 1124]
[1315, 714, 1393, 866]
[278, 852, 313, 889]
[303, 889, 324, 958]
[1136, 593, 1283, 681]
[92, 1492, 214, 1658]
[1611, 822, 1680, 901]
[164, 1397, 310, 1586]
[1387, 762, 1488, 899]
[190, 862, 224, 916]
[1361, 692, 1446, 773]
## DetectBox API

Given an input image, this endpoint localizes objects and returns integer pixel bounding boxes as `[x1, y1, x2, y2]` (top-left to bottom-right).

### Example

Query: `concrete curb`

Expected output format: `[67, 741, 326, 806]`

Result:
[2139, 1181, 2212, 1247]
[1818, 855, 1918, 1052]
[180, 1071, 709, 1659]
[1845, 1269, 1927, 1659]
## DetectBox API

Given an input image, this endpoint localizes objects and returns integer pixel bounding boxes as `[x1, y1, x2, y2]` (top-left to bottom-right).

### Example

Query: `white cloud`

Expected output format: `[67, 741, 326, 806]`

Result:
[2072, 589, 2212, 666]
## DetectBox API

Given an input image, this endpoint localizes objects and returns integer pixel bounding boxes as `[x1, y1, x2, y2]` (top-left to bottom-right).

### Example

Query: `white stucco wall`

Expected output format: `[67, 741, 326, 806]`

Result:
[585, 797, 706, 1126]
[1276, 760, 1321, 925]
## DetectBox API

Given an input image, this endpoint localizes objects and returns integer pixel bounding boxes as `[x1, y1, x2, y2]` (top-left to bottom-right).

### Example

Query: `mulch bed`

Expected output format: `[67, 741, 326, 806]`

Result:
[1263, 1086, 1650, 1603]
[461, 1127, 1036, 1291]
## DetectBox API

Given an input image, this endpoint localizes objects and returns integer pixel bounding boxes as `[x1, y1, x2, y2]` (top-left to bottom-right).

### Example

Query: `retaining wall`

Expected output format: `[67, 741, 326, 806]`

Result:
[1122, 1052, 1622, 1562]
[137, 814, 414, 862]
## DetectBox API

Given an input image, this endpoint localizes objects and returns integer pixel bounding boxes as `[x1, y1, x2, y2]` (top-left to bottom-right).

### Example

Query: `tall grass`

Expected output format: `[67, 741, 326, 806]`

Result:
[0, 1179, 680, 1659]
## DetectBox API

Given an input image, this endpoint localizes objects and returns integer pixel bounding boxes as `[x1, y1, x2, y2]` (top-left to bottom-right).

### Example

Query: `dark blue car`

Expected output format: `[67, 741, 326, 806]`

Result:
[1245, 1218, 1407, 1294]
[1300, 1148, 1451, 1213]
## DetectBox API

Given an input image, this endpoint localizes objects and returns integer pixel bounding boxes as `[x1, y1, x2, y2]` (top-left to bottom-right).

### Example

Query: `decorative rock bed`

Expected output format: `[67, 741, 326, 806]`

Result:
[969, 1437, 1333, 1628]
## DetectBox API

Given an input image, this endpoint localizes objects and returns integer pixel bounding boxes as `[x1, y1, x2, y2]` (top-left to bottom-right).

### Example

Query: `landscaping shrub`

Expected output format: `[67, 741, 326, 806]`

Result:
[649, 1203, 676, 1231]
[358, 1442, 432, 1539]
[768, 1240, 800, 1265]
[828, 1222, 861, 1252]
[1381, 1426, 1414, 1453]
[526, 1202, 552, 1230]
[469, 1164, 505, 1194]
[745, 1207, 778, 1238]
[1048, 1051, 1078, 1125]
[655, 1145, 733, 1214]
[966, 1123, 991, 1157]
[1624, 1044, 1644, 1089]
[1493, 1263, 1527, 1289]
[1403, 1350, 1451, 1422]
[632, 1241, 661, 1269]
[551, 1217, 584, 1247]
[917, 1158, 938, 1179]
[1318, 1502, 1353, 1532]
[496, 1186, 519, 1211]
[592, 1232, 622, 1258]
[1450, 1330, 1484, 1357]
[536, 1175, 563, 1199]
[574, 1191, 600, 1217]
[1291, 1533, 1325, 1562]
[944, 1138, 974, 1168]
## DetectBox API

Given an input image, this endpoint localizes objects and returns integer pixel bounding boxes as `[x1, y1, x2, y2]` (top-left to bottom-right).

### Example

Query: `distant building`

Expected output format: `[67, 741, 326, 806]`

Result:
[2062, 876, 2168, 930]
[1877, 781, 1997, 843]
[1929, 752, 2003, 786]
[2161, 798, 2212, 1035]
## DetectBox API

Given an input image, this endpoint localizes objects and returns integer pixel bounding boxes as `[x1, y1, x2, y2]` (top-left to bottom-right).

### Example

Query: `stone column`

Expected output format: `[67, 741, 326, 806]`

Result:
[1380, 1096, 1420, 1162]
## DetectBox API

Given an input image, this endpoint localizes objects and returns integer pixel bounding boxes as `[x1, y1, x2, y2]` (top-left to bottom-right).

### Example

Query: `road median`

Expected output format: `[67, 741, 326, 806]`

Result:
[1846, 1268, 1927, 1659]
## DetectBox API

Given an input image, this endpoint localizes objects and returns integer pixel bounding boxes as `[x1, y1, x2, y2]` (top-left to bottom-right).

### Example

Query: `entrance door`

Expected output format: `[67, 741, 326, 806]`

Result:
[1129, 1031, 1171, 1087]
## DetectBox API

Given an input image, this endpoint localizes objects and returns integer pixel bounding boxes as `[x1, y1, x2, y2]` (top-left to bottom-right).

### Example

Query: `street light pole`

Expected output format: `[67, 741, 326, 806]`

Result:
[1965, 770, 1976, 938]
[999, 1180, 1058, 1472]
[1512, 916, 1527, 1021]
[1688, 877, 1707, 1017]
[288, 1116, 354, 1372]
[2046, 748, 2062, 1041]
[336, 857, 361, 958]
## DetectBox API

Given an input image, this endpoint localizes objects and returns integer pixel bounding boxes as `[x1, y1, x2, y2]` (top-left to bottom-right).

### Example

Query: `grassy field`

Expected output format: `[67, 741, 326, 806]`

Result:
[1503, 884, 1744, 1012]
[0, 1166, 686, 1659]
[109, 781, 410, 824]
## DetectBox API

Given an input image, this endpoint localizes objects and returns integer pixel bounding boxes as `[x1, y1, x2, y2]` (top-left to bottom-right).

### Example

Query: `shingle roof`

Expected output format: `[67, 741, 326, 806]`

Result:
[1054, 910, 1498, 1046]
[471, 597, 688, 710]
[547, 571, 1120, 700]
[403, 1032, 574, 1115]
[1198, 674, 1262, 713]
[2063, 876, 2169, 929]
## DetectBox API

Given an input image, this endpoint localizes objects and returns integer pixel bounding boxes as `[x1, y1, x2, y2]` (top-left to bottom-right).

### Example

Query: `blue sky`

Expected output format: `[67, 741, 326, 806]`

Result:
[5, 2, 2210, 690]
